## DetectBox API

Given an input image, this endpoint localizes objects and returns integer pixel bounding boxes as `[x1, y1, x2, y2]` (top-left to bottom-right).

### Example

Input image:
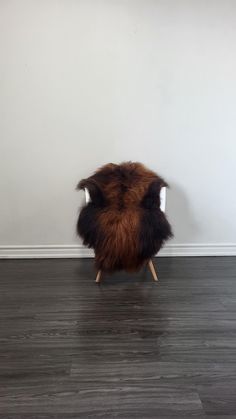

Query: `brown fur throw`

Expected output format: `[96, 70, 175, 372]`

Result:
[77, 162, 173, 272]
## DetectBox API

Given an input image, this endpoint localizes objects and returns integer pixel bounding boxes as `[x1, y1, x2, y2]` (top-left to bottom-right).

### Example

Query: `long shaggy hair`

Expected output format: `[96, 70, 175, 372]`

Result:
[77, 162, 173, 272]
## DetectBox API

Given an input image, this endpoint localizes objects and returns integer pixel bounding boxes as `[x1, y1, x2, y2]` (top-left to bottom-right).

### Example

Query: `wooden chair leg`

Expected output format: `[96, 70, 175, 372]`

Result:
[95, 270, 102, 283]
[148, 259, 158, 282]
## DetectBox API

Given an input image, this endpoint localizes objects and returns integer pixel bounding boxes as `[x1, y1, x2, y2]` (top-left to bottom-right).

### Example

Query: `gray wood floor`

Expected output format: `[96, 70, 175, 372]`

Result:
[0, 257, 236, 418]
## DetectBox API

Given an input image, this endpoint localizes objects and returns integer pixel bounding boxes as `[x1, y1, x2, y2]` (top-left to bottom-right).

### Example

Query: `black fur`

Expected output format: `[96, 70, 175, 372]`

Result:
[138, 209, 173, 259]
[77, 179, 106, 208]
[139, 180, 173, 259]
[141, 179, 167, 209]
[77, 203, 103, 249]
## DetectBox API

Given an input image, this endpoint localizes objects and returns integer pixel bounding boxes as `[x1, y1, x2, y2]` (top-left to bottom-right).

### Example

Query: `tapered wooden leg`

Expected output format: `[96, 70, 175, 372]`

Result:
[148, 259, 158, 282]
[95, 270, 102, 283]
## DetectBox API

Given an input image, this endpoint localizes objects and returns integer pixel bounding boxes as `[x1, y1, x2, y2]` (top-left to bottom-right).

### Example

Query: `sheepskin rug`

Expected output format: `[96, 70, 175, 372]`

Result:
[77, 162, 172, 272]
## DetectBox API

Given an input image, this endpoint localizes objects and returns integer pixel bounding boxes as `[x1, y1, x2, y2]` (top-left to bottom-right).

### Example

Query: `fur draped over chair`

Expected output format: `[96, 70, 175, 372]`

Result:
[77, 162, 173, 273]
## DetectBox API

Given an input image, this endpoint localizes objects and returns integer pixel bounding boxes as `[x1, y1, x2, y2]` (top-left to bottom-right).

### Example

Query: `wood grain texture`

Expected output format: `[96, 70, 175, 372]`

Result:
[0, 257, 236, 418]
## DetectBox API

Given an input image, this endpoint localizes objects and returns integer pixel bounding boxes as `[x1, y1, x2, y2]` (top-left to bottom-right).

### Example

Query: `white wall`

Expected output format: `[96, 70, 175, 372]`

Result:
[1, 0, 236, 256]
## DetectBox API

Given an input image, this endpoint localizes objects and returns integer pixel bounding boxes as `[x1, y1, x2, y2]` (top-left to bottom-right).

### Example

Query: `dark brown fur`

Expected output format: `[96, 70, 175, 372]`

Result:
[77, 162, 173, 272]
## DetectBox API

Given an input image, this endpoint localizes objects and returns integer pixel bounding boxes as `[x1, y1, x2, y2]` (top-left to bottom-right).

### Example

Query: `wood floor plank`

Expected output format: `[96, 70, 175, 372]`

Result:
[0, 257, 236, 417]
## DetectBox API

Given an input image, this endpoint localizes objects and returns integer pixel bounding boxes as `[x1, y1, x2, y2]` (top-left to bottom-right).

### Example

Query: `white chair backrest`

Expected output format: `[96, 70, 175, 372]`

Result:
[160, 187, 166, 213]
[84, 186, 166, 213]
[84, 187, 91, 204]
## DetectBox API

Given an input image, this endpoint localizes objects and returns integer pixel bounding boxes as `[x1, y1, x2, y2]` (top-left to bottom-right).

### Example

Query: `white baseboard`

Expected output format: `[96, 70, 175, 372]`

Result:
[0, 243, 236, 259]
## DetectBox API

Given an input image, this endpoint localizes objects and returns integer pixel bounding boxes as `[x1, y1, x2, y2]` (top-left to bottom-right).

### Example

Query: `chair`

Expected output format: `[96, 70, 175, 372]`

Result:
[77, 162, 172, 284]
[83, 186, 166, 282]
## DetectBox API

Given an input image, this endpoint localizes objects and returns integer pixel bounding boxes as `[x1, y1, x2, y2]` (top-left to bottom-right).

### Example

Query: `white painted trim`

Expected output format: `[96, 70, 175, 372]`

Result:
[159, 243, 236, 257]
[0, 245, 94, 259]
[0, 243, 236, 259]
